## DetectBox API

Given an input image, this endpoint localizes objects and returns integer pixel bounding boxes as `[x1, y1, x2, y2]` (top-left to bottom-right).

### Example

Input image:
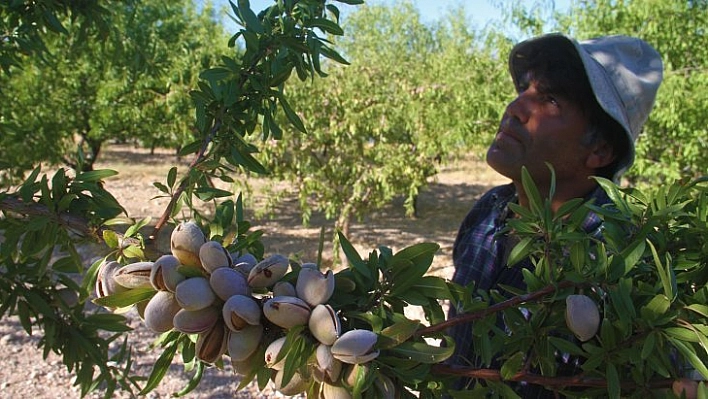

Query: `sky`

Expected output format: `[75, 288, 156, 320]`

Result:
[214, 0, 573, 38]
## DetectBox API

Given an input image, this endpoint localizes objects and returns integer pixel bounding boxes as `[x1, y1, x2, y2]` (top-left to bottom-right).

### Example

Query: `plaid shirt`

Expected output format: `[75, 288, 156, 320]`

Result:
[448, 183, 610, 396]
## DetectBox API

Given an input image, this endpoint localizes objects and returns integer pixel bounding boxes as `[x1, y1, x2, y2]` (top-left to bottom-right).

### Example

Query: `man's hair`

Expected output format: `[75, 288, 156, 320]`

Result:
[513, 42, 628, 179]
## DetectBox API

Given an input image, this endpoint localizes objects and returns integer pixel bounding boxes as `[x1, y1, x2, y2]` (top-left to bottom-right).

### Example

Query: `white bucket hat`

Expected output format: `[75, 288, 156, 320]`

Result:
[508, 33, 664, 179]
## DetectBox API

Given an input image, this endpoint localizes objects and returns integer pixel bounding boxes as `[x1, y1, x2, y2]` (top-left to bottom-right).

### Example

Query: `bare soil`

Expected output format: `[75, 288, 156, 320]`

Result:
[0, 144, 508, 398]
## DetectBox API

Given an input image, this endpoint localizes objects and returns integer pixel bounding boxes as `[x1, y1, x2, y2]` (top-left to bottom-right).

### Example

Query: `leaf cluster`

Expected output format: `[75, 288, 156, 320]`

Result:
[445, 169, 708, 397]
[0, 166, 137, 397]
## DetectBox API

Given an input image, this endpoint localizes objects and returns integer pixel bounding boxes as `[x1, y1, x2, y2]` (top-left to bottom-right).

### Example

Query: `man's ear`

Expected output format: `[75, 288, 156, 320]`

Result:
[585, 140, 616, 169]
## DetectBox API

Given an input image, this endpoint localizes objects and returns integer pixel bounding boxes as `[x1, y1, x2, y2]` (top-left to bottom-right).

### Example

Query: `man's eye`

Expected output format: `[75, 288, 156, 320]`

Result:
[545, 95, 560, 106]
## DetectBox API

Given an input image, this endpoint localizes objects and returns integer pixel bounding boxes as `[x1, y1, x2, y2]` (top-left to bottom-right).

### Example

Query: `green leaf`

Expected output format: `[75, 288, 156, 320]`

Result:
[669, 338, 708, 380]
[84, 313, 132, 332]
[665, 327, 701, 343]
[310, 18, 344, 35]
[506, 236, 534, 267]
[228, 147, 268, 175]
[174, 361, 204, 397]
[194, 186, 234, 201]
[500, 352, 524, 380]
[520, 167, 543, 215]
[620, 239, 646, 275]
[140, 335, 181, 395]
[199, 67, 232, 81]
[51, 256, 81, 274]
[687, 304, 708, 318]
[75, 169, 119, 182]
[548, 336, 585, 356]
[639, 294, 671, 322]
[378, 319, 421, 349]
[92, 287, 156, 308]
[388, 336, 454, 364]
[648, 240, 677, 301]
[337, 232, 369, 279]
[389, 243, 439, 295]
[121, 245, 144, 260]
[412, 276, 455, 301]
[318, 44, 350, 65]
[178, 140, 203, 157]
[641, 330, 657, 360]
[17, 300, 32, 334]
[236, 0, 264, 34]
[606, 363, 620, 398]
[125, 216, 151, 237]
[277, 92, 307, 133]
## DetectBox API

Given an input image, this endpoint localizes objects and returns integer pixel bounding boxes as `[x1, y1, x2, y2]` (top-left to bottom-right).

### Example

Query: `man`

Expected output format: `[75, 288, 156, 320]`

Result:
[448, 33, 663, 396]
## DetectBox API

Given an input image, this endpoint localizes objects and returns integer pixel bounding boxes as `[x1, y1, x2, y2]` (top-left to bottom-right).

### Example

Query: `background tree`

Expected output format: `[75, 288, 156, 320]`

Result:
[257, 0, 512, 248]
[0, 0, 228, 180]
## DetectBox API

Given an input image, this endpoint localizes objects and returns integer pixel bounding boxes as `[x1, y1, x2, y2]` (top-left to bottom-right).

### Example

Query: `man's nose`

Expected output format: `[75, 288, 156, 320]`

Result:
[504, 92, 530, 125]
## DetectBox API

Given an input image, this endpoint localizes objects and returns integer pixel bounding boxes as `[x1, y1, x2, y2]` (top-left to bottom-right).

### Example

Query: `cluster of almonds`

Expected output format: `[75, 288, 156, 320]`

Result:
[94, 221, 390, 398]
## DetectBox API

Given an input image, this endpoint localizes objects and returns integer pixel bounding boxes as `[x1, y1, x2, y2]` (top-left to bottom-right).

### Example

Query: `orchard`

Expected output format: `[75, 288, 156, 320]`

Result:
[0, 0, 707, 398]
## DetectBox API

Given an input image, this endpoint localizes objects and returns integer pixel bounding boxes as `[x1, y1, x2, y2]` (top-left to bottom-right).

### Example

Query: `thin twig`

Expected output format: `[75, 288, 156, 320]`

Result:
[416, 280, 577, 336]
[0, 195, 138, 246]
[148, 118, 222, 241]
[431, 364, 674, 390]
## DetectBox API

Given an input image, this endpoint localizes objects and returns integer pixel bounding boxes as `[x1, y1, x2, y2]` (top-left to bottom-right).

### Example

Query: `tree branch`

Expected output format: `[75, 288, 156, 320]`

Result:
[0, 195, 139, 246]
[416, 280, 578, 336]
[431, 364, 674, 390]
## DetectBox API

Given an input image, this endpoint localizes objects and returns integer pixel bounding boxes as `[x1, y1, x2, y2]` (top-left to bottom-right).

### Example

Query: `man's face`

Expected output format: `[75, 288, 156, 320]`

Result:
[486, 73, 594, 187]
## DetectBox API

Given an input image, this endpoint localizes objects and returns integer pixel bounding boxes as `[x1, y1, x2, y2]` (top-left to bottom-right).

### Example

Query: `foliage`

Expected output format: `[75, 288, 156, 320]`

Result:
[439, 170, 708, 397]
[258, 1, 511, 242]
[0, 167, 137, 397]
[0, 0, 228, 180]
[0, 0, 118, 74]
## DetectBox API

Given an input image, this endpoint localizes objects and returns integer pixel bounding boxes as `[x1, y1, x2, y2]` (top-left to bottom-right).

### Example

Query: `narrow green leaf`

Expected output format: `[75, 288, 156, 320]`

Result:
[337, 232, 369, 279]
[606, 363, 620, 398]
[139, 337, 180, 394]
[167, 167, 178, 188]
[669, 338, 708, 380]
[389, 337, 454, 364]
[237, 0, 264, 34]
[648, 240, 676, 301]
[310, 18, 344, 35]
[548, 336, 585, 356]
[378, 319, 421, 349]
[640, 294, 671, 322]
[277, 93, 307, 133]
[85, 313, 133, 332]
[621, 239, 646, 275]
[507, 237, 534, 267]
[75, 169, 119, 182]
[500, 352, 525, 380]
[687, 304, 708, 318]
[520, 167, 543, 215]
[412, 276, 454, 301]
[641, 330, 657, 360]
[389, 244, 438, 296]
[17, 300, 32, 334]
[319, 44, 350, 65]
[92, 287, 156, 308]
[174, 361, 204, 397]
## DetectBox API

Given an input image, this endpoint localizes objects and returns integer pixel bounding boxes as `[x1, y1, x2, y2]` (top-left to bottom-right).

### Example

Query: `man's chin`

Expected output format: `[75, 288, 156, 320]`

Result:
[486, 150, 519, 180]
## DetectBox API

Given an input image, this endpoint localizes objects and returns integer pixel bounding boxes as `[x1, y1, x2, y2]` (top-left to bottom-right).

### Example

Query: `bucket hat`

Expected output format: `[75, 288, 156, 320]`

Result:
[508, 33, 663, 179]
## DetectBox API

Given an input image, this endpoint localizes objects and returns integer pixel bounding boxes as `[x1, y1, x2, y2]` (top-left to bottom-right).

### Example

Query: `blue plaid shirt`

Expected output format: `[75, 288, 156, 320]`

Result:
[448, 183, 610, 395]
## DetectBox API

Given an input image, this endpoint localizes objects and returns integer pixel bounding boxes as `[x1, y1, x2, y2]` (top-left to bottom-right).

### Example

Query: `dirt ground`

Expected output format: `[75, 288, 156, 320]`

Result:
[0, 144, 509, 398]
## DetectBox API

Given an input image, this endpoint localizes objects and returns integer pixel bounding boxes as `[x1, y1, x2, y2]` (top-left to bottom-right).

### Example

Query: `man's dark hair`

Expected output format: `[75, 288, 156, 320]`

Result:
[513, 42, 629, 179]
